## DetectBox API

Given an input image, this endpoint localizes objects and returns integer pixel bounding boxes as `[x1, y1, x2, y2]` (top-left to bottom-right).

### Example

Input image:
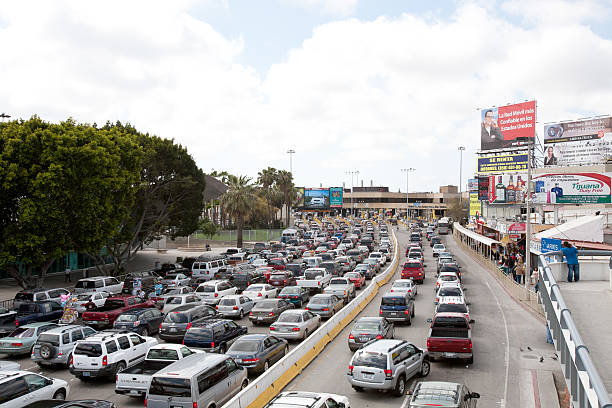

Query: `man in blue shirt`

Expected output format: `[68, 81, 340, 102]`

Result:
[561, 241, 579, 282]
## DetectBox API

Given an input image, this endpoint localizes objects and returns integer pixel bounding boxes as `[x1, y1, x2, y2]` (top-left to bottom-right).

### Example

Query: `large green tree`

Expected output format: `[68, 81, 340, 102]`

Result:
[257, 167, 277, 228]
[276, 170, 295, 227]
[0, 117, 141, 288]
[220, 175, 256, 248]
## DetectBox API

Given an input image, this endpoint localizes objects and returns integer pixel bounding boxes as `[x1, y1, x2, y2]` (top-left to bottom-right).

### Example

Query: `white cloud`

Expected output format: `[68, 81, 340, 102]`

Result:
[279, 0, 358, 16]
[1, 1, 612, 192]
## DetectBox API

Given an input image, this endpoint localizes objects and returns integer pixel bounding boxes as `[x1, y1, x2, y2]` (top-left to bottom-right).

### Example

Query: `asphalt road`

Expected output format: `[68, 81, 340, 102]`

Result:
[281, 228, 556, 408]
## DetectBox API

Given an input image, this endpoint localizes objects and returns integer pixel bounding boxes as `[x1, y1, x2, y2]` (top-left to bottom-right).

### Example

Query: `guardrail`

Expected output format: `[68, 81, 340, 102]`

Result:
[222, 226, 400, 408]
[539, 250, 612, 408]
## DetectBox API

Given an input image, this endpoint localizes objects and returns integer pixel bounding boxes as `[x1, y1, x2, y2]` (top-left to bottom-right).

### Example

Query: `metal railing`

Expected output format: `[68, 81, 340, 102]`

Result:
[539, 250, 612, 408]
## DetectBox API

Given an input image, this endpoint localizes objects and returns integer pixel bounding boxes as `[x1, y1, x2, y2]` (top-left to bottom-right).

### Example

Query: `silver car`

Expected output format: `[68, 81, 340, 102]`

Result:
[390, 279, 418, 299]
[31, 325, 97, 366]
[269, 310, 321, 340]
[217, 295, 254, 319]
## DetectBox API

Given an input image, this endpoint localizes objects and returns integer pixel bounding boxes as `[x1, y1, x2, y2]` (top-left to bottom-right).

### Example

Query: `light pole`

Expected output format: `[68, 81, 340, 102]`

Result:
[346, 170, 359, 216]
[518, 136, 533, 288]
[401, 168, 415, 221]
[287, 149, 295, 174]
[458, 146, 465, 203]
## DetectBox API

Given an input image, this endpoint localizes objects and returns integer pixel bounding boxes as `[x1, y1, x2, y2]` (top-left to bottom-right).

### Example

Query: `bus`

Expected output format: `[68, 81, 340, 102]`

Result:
[438, 217, 450, 235]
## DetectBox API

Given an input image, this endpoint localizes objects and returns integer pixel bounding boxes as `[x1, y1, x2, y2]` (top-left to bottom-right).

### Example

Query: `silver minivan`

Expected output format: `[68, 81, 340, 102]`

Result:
[191, 258, 229, 281]
[146, 353, 248, 408]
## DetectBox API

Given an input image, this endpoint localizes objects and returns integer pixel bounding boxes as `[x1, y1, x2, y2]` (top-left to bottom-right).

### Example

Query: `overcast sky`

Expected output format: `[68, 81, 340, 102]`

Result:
[1, 0, 612, 192]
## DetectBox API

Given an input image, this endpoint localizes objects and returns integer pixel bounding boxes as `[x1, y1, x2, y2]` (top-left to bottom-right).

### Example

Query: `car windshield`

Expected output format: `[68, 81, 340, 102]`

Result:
[36, 333, 60, 346]
[246, 285, 264, 291]
[280, 287, 299, 295]
[254, 300, 277, 309]
[304, 271, 323, 279]
[185, 328, 213, 341]
[352, 351, 387, 369]
[76, 294, 92, 301]
[163, 288, 182, 295]
[149, 377, 191, 398]
[270, 274, 286, 279]
[218, 298, 237, 306]
[440, 275, 457, 281]
[229, 340, 260, 352]
[74, 343, 102, 357]
[115, 314, 138, 322]
[393, 282, 411, 288]
[196, 285, 215, 293]
[309, 297, 329, 305]
[438, 304, 468, 314]
[164, 312, 188, 323]
[14, 293, 34, 301]
[166, 297, 184, 305]
[381, 297, 405, 306]
[439, 288, 462, 297]
[165, 274, 178, 280]
[404, 262, 421, 268]
[277, 313, 301, 323]
[269, 259, 284, 265]
[345, 273, 359, 279]
[353, 322, 379, 332]
[8, 327, 35, 338]
[330, 279, 346, 285]
[147, 348, 179, 361]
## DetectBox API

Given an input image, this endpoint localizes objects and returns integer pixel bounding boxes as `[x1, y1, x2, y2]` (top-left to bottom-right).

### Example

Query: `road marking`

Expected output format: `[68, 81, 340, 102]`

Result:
[400, 394, 411, 408]
[531, 369, 541, 408]
[486, 279, 510, 408]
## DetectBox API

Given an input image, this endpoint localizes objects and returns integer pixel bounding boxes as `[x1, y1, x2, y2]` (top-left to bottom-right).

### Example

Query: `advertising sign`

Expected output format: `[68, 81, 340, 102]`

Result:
[478, 177, 489, 201]
[468, 179, 479, 192]
[487, 173, 527, 204]
[543, 117, 612, 166]
[509, 223, 525, 234]
[469, 192, 481, 217]
[541, 238, 562, 253]
[295, 187, 305, 207]
[532, 173, 612, 204]
[303, 188, 330, 210]
[477, 154, 528, 174]
[329, 187, 343, 208]
[480, 100, 536, 151]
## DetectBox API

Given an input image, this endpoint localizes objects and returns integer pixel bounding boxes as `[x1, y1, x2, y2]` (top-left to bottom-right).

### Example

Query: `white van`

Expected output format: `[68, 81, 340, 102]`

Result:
[281, 228, 299, 243]
[191, 257, 228, 281]
[303, 256, 323, 268]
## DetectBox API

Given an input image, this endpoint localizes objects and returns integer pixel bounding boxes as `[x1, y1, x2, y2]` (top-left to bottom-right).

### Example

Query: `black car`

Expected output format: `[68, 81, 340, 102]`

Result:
[430, 237, 441, 247]
[121, 270, 158, 295]
[183, 319, 247, 354]
[159, 304, 218, 342]
[24, 400, 116, 408]
[320, 261, 341, 277]
[226, 334, 288, 374]
[232, 271, 267, 292]
[286, 263, 306, 277]
[347, 317, 394, 351]
[113, 307, 164, 336]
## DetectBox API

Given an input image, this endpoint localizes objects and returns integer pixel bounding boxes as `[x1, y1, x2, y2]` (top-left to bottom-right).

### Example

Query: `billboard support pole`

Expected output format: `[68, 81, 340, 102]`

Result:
[458, 147, 465, 203]
[401, 168, 415, 221]
[525, 136, 532, 288]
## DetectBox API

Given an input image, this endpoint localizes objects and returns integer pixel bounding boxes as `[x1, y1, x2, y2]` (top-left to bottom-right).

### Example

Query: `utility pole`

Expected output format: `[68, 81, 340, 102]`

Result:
[458, 146, 465, 203]
[525, 138, 532, 288]
[287, 149, 295, 174]
[401, 168, 415, 221]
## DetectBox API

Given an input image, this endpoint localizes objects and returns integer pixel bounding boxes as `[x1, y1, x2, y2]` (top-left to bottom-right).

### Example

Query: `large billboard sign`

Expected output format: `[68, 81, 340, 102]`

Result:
[468, 179, 479, 192]
[543, 117, 612, 166]
[329, 187, 343, 208]
[480, 101, 536, 151]
[295, 187, 305, 207]
[487, 173, 527, 204]
[303, 188, 330, 209]
[469, 192, 481, 217]
[477, 177, 489, 201]
[477, 153, 528, 174]
[532, 173, 612, 204]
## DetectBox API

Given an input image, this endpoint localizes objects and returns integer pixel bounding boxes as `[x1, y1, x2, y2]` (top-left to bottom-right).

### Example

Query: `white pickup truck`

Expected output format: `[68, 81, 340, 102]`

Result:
[115, 344, 201, 397]
[297, 268, 331, 293]
[323, 277, 356, 304]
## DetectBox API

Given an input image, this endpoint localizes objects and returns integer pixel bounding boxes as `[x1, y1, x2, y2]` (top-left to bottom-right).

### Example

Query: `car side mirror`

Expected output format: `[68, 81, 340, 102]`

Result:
[466, 302, 471, 306]
[469, 319, 475, 324]
[426, 318, 432, 323]
[471, 392, 480, 399]
[433, 301, 439, 305]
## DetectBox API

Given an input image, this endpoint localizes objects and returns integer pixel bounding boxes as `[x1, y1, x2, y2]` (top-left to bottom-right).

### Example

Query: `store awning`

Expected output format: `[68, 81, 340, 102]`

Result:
[455, 223, 500, 247]
[534, 215, 604, 243]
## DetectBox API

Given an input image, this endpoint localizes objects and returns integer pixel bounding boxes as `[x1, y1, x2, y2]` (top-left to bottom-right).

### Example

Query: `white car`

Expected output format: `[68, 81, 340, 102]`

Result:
[74, 276, 123, 295]
[161, 273, 190, 287]
[252, 258, 269, 267]
[434, 272, 461, 292]
[390, 279, 418, 298]
[266, 391, 350, 408]
[195, 280, 238, 305]
[242, 284, 278, 300]
[432, 244, 446, 257]
[0, 371, 70, 406]
[435, 283, 467, 304]
[270, 310, 321, 340]
[72, 291, 110, 314]
[161, 293, 203, 314]
[310, 197, 325, 205]
[368, 252, 386, 266]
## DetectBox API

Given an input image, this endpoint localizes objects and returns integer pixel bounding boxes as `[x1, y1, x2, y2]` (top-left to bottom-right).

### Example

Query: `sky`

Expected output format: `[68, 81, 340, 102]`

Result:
[1, 0, 612, 193]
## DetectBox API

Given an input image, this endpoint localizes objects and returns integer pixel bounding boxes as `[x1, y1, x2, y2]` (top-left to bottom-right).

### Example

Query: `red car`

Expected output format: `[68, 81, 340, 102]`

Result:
[81, 295, 155, 328]
[268, 258, 286, 270]
[256, 266, 275, 282]
[401, 260, 425, 284]
[344, 271, 365, 289]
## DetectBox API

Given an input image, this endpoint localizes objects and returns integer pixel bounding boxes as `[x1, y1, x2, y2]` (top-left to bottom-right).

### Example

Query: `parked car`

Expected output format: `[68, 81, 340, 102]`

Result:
[113, 307, 164, 336]
[226, 334, 288, 374]
[81, 295, 155, 329]
[72, 292, 110, 315]
[305, 294, 343, 319]
[269, 310, 321, 341]
[122, 270, 159, 295]
[182, 319, 247, 353]
[426, 313, 473, 364]
[406, 381, 480, 407]
[249, 299, 294, 325]
[0, 307, 17, 338]
[161, 294, 202, 314]
[242, 284, 278, 300]
[146, 353, 248, 408]
[0, 322, 58, 355]
[31, 325, 97, 367]
[277, 286, 310, 307]
[149, 286, 194, 308]
[216, 295, 254, 319]
[195, 280, 238, 305]
[347, 339, 430, 397]
[161, 273, 190, 287]
[13, 288, 71, 309]
[379, 291, 415, 325]
[159, 304, 218, 342]
[70, 331, 158, 380]
[0, 371, 70, 407]
[74, 277, 123, 295]
[347, 317, 394, 351]
[12, 301, 64, 328]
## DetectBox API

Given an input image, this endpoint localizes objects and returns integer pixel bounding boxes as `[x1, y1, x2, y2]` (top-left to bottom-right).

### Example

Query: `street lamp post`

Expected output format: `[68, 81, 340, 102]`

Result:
[346, 170, 360, 216]
[401, 168, 415, 221]
[287, 149, 295, 174]
[458, 146, 465, 203]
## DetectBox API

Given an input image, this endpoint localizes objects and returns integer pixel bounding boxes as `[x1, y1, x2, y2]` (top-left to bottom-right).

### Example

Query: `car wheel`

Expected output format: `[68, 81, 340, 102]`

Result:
[390, 328, 395, 339]
[303, 329, 308, 339]
[353, 386, 364, 392]
[407, 315, 412, 326]
[140, 327, 149, 337]
[53, 389, 66, 400]
[466, 356, 474, 364]
[239, 310, 244, 319]
[419, 360, 431, 377]
[241, 379, 249, 390]
[264, 360, 269, 371]
[411, 307, 415, 318]
[393, 375, 406, 397]
[115, 361, 126, 376]
[219, 344, 226, 354]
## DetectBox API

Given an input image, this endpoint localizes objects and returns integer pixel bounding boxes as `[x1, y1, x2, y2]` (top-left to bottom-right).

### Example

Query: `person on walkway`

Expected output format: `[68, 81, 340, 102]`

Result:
[64, 267, 71, 283]
[531, 267, 540, 292]
[515, 259, 525, 284]
[561, 241, 579, 282]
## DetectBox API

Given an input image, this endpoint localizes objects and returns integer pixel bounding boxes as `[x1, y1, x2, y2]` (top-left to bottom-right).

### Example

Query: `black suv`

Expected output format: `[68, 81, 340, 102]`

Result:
[183, 319, 248, 354]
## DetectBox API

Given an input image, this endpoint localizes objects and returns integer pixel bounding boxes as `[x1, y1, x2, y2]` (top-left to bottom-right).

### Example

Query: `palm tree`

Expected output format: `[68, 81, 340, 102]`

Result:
[220, 175, 256, 248]
[257, 167, 277, 229]
[276, 170, 295, 228]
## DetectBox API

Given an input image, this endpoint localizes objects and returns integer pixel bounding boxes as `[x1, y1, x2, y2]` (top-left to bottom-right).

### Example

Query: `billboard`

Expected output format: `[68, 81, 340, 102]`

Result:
[478, 177, 489, 201]
[468, 179, 479, 192]
[477, 153, 528, 174]
[329, 187, 343, 208]
[541, 238, 562, 253]
[532, 172, 612, 204]
[303, 188, 330, 209]
[295, 187, 305, 207]
[469, 192, 481, 217]
[543, 117, 612, 166]
[480, 101, 536, 151]
[487, 173, 527, 204]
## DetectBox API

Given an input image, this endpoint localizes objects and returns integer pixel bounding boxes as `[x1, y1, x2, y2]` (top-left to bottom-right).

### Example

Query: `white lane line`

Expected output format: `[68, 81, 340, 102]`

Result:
[485, 279, 510, 408]
[400, 395, 411, 408]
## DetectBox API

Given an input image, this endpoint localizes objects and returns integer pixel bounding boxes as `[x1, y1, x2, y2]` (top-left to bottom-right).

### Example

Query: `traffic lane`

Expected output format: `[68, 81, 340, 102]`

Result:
[282, 228, 507, 407]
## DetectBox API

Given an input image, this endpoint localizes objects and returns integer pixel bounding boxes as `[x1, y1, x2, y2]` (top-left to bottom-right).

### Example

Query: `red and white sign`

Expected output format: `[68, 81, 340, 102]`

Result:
[488, 175, 496, 202]
[497, 101, 536, 141]
[509, 223, 526, 233]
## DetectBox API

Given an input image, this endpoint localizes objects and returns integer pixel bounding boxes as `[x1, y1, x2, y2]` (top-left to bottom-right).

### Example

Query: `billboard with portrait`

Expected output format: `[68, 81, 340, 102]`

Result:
[480, 101, 536, 151]
[543, 117, 612, 166]
[303, 188, 330, 210]
[329, 187, 343, 208]
[532, 173, 612, 204]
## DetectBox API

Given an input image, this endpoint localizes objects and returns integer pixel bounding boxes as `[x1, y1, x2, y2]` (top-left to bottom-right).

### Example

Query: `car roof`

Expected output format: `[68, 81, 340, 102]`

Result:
[39, 325, 88, 334]
[153, 353, 228, 378]
[234, 334, 267, 341]
[437, 297, 466, 305]
[20, 322, 57, 328]
[362, 339, 405, 352]
[412, 381, 461, 404]
[356, 317, 384, 323]
[120, 308, 152, 315]
[192, 318, 231, 328]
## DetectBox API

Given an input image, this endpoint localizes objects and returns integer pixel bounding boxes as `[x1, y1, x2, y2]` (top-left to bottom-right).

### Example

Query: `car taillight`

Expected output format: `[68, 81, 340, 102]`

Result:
[233, 306, 238, 310]
[322, 308, 329, 311]
[292, 327, 300, 331]
[242, 358, 260, 362]
[304, 307, 309, 311]
[376, 335, 383, 339]
[427, 338, 430, 348]
[283, 280, 287, 284]
[384, 369, 393, 378]
[258, 293, 262, 297]
[70, 355, 73, 366]
[379, 309, 382, 315]
[214, 293, 219, 297]
[390, 289, 394, 292]
[15, 320, 19, 327]
[144, 398, 147, 408]
[270, 326, 276, 331]
[186, 322, 192, 330]
[102, 355, 108, 366]
[134, 320, 141, 327]
[193, 403, 198, 408]
[211, 342, 215, 348]
[404, 310, 410, 315]
[468, 339, 472, 350]
[268, 312, 275, 316]
[11, 342, 22, 347]
[159, 323, 162, 331]
[348, 334, 354, 339]
[249, 311, 253, 316]
[348, 365, 354, 375]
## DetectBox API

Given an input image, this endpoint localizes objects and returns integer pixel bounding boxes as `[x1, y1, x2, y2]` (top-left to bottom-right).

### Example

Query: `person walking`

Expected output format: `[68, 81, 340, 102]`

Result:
[561, 241, 579, 282]
[64, 267, 71, 283]
[515, 258, 525, 284]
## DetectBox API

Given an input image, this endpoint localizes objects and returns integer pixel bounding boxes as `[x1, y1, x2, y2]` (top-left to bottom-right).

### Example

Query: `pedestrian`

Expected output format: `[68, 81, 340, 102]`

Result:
[531, 267, 540, 292]
[546, 322, 554, 344]
[561, 241, 579, 282]
[64, 267, 71, 283]
[515, 259, 525, 284]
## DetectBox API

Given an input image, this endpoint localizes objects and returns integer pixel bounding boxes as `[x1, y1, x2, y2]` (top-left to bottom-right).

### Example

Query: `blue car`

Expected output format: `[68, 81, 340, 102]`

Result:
[113, 307, 164, 336]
